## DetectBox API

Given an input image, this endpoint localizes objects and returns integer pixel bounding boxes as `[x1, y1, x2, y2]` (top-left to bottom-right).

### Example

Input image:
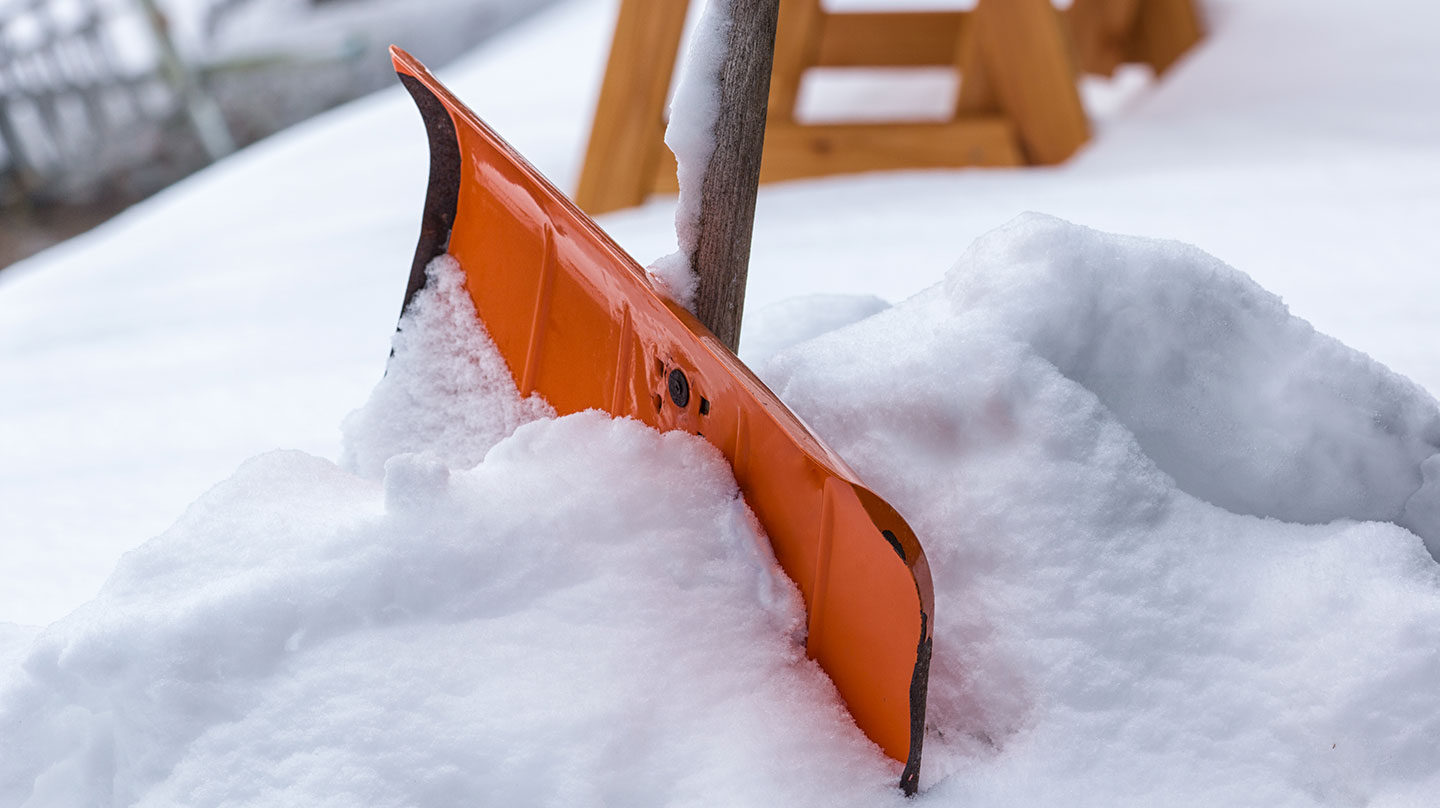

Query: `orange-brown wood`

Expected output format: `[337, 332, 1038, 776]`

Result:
[955, 15, 1001, 118]
[394, 48, 934, 794]
[1127, 0, 1203, 75]
[1068, 0, 1202, 76]
[814, 12, 971, 68]
[576, 0, 1152, 214]
[756, 119, 1024, 181]
[768, 0, 824, 124]
[573, 0, 689, 214]
[1067, 0, 1141, 77]
[963, 0, 1089, 165]
[653, 119, 1022, 190]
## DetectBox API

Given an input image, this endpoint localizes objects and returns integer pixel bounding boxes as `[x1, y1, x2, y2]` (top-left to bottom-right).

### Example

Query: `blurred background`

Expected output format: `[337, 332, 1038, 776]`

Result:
[0, 0, 556, 267]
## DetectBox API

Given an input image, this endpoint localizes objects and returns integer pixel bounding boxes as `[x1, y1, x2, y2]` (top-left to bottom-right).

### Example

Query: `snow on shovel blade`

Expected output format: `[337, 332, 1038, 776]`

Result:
[389, 47, 934, 794]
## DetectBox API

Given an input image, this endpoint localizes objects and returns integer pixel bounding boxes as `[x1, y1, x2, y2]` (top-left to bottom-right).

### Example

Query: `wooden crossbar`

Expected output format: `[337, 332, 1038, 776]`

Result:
[1069, 0, 1202, 76]
[652, 117, 1022, 190]
[813, 12, 971, 68]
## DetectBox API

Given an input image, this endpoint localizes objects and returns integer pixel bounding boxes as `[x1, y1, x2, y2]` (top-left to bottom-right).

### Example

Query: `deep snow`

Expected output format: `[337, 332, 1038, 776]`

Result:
[3, 215, 1438, 806]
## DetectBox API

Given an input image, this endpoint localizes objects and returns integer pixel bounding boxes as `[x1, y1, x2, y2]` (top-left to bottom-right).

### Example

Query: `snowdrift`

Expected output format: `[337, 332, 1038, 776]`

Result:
[2, 217, 1438, 806]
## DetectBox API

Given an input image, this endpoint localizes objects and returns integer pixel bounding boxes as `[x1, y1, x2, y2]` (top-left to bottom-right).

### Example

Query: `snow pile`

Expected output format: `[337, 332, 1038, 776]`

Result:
[0, 298, 902, 804]
[759, 214, 1440, 803]
[4, 215, 1439, 806]
[0, 625, 35, 676]
[739, 293, 891, 367]
[341, 255, 551, 478]
[937, 214, 1440, 550]
[648, 0, 732, 308]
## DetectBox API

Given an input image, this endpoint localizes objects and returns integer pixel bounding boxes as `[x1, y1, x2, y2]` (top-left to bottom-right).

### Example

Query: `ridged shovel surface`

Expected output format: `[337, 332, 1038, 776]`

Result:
[391, 47, 934, 794]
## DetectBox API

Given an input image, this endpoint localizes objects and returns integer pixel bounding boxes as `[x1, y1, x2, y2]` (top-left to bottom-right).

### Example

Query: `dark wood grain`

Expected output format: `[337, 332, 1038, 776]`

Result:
[690, 0, 781, 354]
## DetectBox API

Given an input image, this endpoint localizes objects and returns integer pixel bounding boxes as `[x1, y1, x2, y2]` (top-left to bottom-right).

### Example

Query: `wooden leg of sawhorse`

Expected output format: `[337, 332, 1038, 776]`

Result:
[1068, 0, 1203, 77]
[574, 0, 689, 215]
[1127, 0, 1203, 75]
[959, 0, 1090, 165]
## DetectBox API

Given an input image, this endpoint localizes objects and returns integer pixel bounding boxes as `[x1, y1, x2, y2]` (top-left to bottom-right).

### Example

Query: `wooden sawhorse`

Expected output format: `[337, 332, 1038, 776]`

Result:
[575, 0, 1200, 215]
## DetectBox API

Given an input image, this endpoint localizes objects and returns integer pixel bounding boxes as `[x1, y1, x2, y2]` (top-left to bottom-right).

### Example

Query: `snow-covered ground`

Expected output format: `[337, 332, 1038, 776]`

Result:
[2, 0, 1439, 804]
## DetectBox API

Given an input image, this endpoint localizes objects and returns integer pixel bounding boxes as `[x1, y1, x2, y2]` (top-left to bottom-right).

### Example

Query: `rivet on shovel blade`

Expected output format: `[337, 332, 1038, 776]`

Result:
[668, 368, 691, 408]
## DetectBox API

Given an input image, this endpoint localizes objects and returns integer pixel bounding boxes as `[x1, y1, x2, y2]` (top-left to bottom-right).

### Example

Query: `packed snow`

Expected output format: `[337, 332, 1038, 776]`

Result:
[3, 0, 1440, 804]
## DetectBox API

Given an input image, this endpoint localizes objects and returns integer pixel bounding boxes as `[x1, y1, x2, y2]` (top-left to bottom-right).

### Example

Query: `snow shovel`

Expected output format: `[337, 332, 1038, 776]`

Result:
[389, 48, 934, 794]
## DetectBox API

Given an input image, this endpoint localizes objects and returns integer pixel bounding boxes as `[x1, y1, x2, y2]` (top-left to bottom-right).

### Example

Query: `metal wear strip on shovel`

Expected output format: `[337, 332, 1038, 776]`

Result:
[389, 47, 934, 794]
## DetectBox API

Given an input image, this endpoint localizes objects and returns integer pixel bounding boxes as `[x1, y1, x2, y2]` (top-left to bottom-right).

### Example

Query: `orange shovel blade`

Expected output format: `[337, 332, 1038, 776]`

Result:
[390, 48, 934, 794]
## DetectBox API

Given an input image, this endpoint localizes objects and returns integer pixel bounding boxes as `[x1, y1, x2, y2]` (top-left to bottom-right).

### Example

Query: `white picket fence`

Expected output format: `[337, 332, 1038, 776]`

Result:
[0, 0, 231, 204]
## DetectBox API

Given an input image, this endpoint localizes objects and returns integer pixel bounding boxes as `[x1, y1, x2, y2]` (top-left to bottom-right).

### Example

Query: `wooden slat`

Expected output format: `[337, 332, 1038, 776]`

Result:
[955, 15, 1000, 118]
[815, 12, 971, 68]
[768, 0, 823, 123]
[1127, 0, 1203, 75]
[1066, 0, 1141, 77]
[653, 118, 1022, 190]
[964, 0, 1088, 165]
[573, 0, 689, 215]
[577, 0, 1197, 210]
[1067, 0, 1201, 76]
